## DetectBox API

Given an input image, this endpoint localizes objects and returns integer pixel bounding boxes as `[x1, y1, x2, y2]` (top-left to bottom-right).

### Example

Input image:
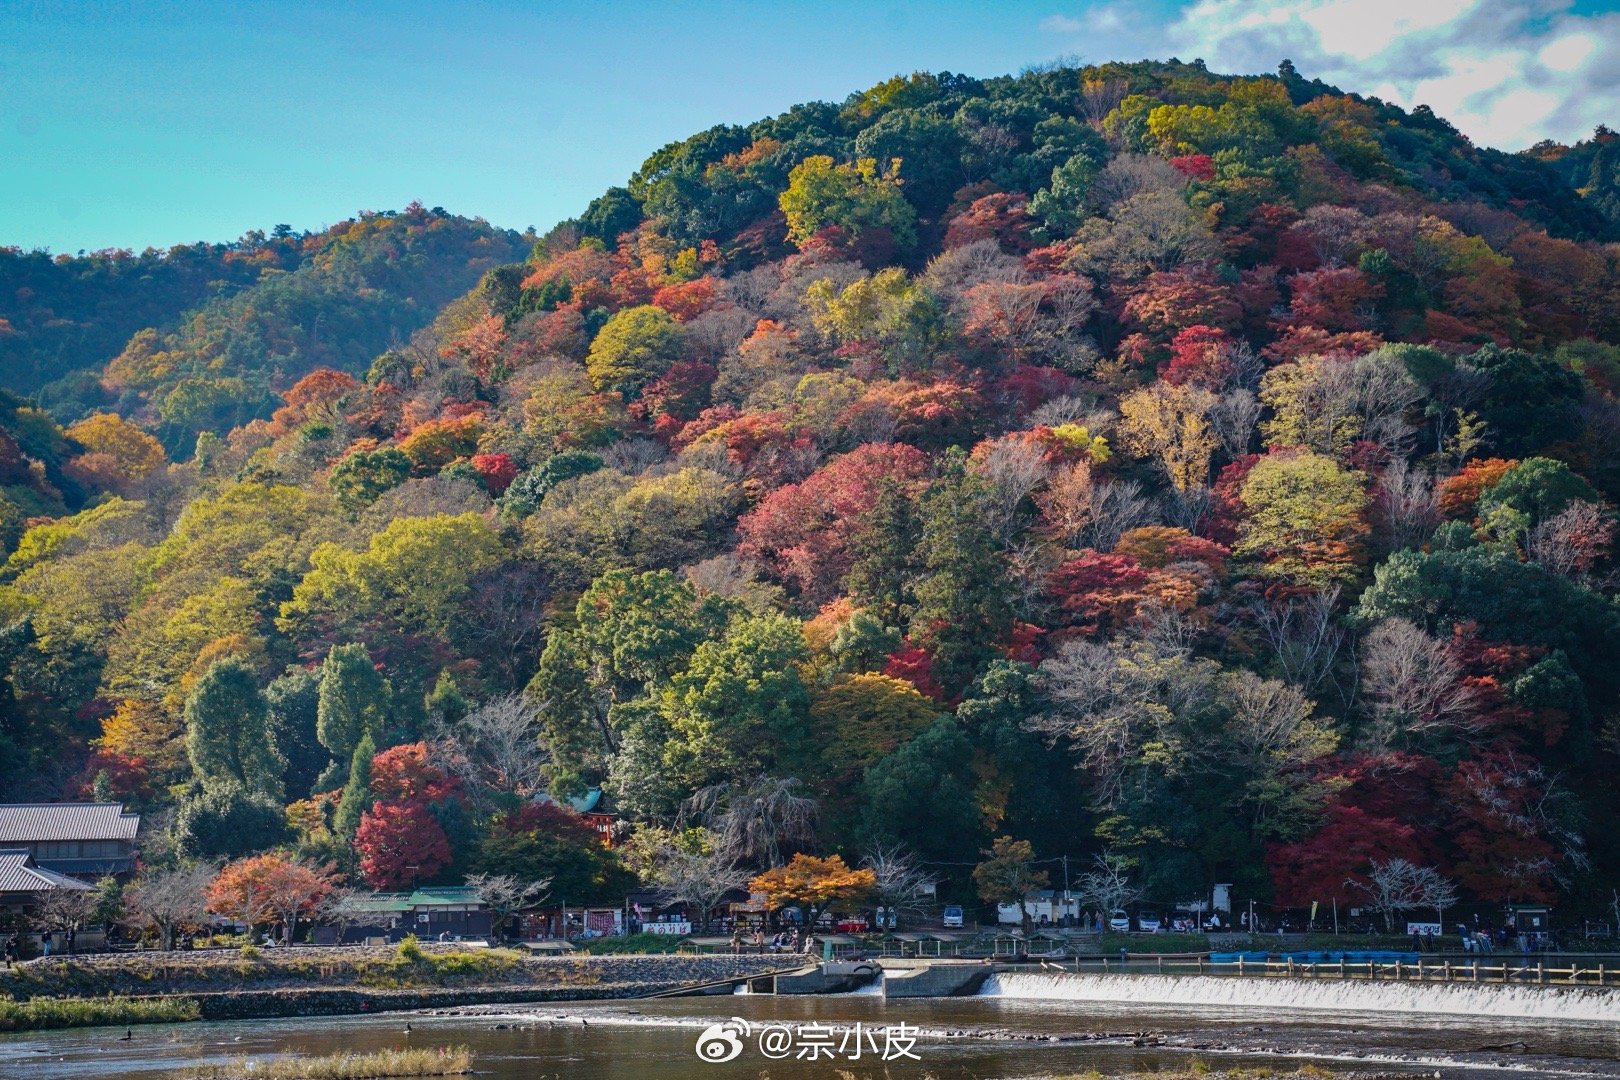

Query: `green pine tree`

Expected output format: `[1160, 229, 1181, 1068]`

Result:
[184, 657, 283, 800]
[333, 732, 376, 840]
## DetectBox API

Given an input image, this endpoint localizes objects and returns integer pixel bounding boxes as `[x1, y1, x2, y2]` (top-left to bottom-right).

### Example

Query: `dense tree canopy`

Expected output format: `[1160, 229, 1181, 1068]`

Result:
[2, 59, 1619, 922]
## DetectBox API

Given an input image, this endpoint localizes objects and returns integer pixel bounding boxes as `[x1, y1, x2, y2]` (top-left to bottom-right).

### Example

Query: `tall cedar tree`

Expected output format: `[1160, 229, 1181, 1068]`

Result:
[333, 732, 376, 840]
[184, 657, 282, 800]
[910, 454, 1012, 695]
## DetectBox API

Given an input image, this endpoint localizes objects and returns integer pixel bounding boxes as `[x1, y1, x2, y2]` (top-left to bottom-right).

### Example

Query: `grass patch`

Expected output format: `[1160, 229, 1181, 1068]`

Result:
[581, 933, 687, 955]
[352, 936, 522, 989]
[1102, 932, 1214, 954]
[183, 1045, 473, 1080]
[0, 994, 201, 1031]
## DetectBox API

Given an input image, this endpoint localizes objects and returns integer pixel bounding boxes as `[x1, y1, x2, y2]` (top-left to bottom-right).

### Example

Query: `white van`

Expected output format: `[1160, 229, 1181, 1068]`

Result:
[942, 905, 965, 928]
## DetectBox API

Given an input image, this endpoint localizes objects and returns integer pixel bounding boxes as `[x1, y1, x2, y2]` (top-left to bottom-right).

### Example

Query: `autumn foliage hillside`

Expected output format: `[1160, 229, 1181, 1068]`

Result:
[4, 60, 1620, 918]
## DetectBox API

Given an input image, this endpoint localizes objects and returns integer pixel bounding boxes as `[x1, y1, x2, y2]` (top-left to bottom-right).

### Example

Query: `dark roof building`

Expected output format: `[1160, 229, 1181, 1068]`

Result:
[320, 885, 492, 944]
[0, 848, 93, 911]
[0, 803, 141, 878]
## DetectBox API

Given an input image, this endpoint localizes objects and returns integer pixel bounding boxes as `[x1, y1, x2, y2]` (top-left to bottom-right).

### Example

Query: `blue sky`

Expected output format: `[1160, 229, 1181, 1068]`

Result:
[2, 0, 1617, 254]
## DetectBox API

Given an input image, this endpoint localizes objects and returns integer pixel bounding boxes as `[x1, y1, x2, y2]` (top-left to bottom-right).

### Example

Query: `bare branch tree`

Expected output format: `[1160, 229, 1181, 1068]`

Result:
[654, 847, 751, 933]
[976, 437, 1051, 543]
[1221, 670, 1334, 777]
[467, 872, 551, 939]
[1372, 459, 1440, 552]
[432, 694, 550, 806]
[1079, 77, 1129, 130]
[1003, 535, 1063, 623]
[1349, 352, 1424, 456]
[860, 845, 934, 921]
[1085, 477, 1156, 552]
[127, 863, 214, 950]
[1159, 483, 1212, 533]
[29, 887, 98, 934]
[1457, 750, 1589, 888]
[922, 239, 1027, 302]
[1350, 858, 1457, 932]
[1291, 205, 1366, 267]
[1134, 602, 1205, 657]
[1528, 500, 1614, 578]
[683, 775, 819, 868]
[313, 884, 370, 945]
[1359, 618, 1482, 751]
[1220, 670, 1338, 829]
[1077, 852, 1139, 921]
[1210, 388, 1261, 459]
[1250, 588, 1346, 697]
[1088, 154, 1187, 213]
[1032, 638, 1219, 808]
[1431, 363, 1492, 457]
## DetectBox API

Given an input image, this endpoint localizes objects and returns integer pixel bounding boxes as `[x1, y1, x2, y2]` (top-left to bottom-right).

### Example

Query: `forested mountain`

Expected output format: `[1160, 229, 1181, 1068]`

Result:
[4, 59, 1620, 917]
[1528, 124, 1620, 234]
[1, 207, 529, 452]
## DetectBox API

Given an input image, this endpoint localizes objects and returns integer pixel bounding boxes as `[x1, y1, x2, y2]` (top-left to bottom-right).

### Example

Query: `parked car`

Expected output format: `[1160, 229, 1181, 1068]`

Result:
[1138, 912, 1163, 933]
[942, 905, 965, 928]
[1109, 909, 1131, 931]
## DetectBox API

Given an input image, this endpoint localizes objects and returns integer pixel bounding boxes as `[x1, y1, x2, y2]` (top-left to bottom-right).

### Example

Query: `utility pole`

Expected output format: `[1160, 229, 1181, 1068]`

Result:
[1062, 855, 1070, 925]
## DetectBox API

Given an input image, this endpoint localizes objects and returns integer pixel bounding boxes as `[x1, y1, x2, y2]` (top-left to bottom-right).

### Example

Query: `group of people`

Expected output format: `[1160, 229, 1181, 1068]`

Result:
[1459, 924, 1556, 953]
[730, 925, 816, 955]
[0, 928, 76, 964]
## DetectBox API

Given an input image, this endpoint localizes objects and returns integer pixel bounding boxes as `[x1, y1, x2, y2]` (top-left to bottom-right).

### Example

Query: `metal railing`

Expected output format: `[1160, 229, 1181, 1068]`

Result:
[1066, 953, 1620, 986]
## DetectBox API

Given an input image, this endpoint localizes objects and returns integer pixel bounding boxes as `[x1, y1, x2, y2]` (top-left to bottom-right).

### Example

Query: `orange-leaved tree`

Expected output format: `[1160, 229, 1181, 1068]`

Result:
[749, 854, 875, 921]
[206, 854, 335, 945]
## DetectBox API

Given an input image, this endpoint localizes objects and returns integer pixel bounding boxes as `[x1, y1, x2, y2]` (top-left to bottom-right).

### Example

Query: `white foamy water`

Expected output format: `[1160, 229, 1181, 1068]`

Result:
[845, 970, 885, 995]
[981, 971, 1620, 1022]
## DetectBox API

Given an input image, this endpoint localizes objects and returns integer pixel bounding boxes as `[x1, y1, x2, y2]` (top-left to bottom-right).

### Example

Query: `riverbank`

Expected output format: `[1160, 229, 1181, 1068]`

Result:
[0, 946, 796, 1030]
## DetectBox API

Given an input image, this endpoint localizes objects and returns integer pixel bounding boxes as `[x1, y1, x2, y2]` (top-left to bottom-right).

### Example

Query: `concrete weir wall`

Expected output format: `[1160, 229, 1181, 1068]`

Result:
[880, 960, 992, 998]
[772, 962, 877, 995]
[753, 959, 991, 997]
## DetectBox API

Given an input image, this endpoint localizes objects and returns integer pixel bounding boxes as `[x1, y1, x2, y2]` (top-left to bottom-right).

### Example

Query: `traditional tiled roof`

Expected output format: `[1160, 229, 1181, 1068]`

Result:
[0, 849, 93, 894]
[338, 893, 412, 914]
[535, 787, 603, 814]
[0, 803, 141, 843]
[407, 886, 485, 907]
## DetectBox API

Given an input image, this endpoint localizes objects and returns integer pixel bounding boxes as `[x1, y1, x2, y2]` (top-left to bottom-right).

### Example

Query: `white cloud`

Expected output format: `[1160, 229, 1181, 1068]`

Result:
[1157, 0, 1620, 149]
[1040, 14, 1088, 34]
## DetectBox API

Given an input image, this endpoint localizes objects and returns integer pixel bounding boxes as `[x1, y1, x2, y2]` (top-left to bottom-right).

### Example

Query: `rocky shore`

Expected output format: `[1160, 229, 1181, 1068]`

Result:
[0, 947, 798, 1028]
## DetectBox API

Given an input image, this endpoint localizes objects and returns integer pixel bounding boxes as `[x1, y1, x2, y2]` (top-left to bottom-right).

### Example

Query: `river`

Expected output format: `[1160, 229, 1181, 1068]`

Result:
[5, 976, 1620, 1080]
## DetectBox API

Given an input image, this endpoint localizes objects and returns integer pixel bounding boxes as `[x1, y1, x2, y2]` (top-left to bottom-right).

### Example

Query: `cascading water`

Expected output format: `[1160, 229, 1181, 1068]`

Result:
[981, 971, 1620, 1023]
[847, 970, 885, 995]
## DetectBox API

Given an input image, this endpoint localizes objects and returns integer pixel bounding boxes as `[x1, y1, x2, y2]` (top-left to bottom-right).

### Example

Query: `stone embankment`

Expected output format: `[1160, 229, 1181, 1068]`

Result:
[0, 946, 795, 1026]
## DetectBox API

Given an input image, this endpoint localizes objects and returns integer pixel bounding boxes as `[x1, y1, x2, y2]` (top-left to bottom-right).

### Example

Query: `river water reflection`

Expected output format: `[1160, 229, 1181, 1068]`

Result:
[5, 991, 1620, 1080]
